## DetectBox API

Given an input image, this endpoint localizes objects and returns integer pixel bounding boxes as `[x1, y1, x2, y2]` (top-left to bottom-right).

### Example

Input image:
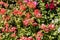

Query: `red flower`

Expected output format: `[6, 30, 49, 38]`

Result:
[48, 24, 55, 30]
[44, 28, 50, 33]
[10, 27, 17, 32]
[2, 28, 5, 32]
[5, 28, 9, 32]
[21, 36, 28, 40]
[11, 33, 16, 37]
[17, 10, 22, 16]
[17, 1, 22, 5]
[23, 37, 28, 40]
[45, 3, 49, 9]
[23, 19, 29, 26]
[34, 9, 42, 18]
[5, 16, 10, 21]
[0, 8, 6, 15]
[28, 37, 33, 40]
[0, 1, 4, 5]
[25, 12, 31, 19]
[20, 5, 26, 11]
[41, 24, 50, 33]
[36, 32, 43, 40]
[3, 3, 8, 7]
[35, 13, 42, 18]
[32, 22, 38, 26]
[49, 3, 55, 10]
[4, 23, 9, 28]
[2, 15, 10, 21]
[34, 9, 40, 15]
[36, 37, 41, 40]
[13, 9, 18, 15]
[37, 31, 43, 37]
[13, 9, 22, 16]
[41, 24, 46, 30]
[27, 1, 36, 8]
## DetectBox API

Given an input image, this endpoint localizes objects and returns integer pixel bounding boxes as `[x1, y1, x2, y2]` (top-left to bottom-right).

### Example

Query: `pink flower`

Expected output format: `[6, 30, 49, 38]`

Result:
[0, 8, 6, 15]
[36, 37, 41, 40]
[41, 24, 46, 30]
[23, 19, 29, 26]
[17, 10, 22, 16]
[13, 9, 19, 15]
[34, 9, 40, 15]
[48, 24, 55, 30]
[37, 31, 43, 37]
[44, 28, 50, 33]
[24, 37, 28, 40]
[13, 9, 22, 16]
[41, 24, 50, 33]
[35, 13, 42, 18]
[2, 15, 10, 21]
[21, 36, 28, 40]
[36, 32, 43, 40]
[34, 9, 42, 18]
[28, 37, 33, 40]
[33, 1, 38, 6]
[3, 3, 8, 7]
[11, 33, 16, 37]
[5, 28, 9, 32]
[27, 1, 36, 8]
[32, 22, 38, 26]
[4, 23, 9, 28]
[20, 5, 26, 11]
[10, 27, 17, 32]
[17, 1, 22, 5]
[2, 28, 5, 32]
[25, 12, 31, 19]
[0, 1, 4, 5]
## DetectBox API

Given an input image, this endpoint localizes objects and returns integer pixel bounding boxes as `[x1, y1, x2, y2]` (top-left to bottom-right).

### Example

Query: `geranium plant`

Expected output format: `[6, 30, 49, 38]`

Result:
[0, 0, 60, 40]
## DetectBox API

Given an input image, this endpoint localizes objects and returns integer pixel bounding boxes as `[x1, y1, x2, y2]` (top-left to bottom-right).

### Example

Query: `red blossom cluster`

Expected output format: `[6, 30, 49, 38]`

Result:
[2, 15, 10, 21]
[0, 0, 59, 40]
[45, 0, 56, 10]
[41, 24, 55, 33]
[36, 31, 43, 40]
[19, 36, 33, 40]
[27, 1, 37, 8]
[0, 1, 8, 7]
[34, 9, 42, 18]
[17, 31, 43, 40]
[23, 18, 38, 26]
[0, 8, 6, 15]
[2, 22, 17, 37]
[2, 23, 17, 32]
[12, 9, 22, 16]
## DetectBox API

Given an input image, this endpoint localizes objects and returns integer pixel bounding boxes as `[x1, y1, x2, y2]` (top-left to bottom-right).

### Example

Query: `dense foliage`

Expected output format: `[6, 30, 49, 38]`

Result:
[0, 0, 60, 40]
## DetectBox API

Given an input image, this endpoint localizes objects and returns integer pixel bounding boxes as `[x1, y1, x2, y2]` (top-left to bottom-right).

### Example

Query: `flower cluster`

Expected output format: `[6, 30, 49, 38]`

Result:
[0, 0, 59, 40]
[41, 24, 55, 33]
